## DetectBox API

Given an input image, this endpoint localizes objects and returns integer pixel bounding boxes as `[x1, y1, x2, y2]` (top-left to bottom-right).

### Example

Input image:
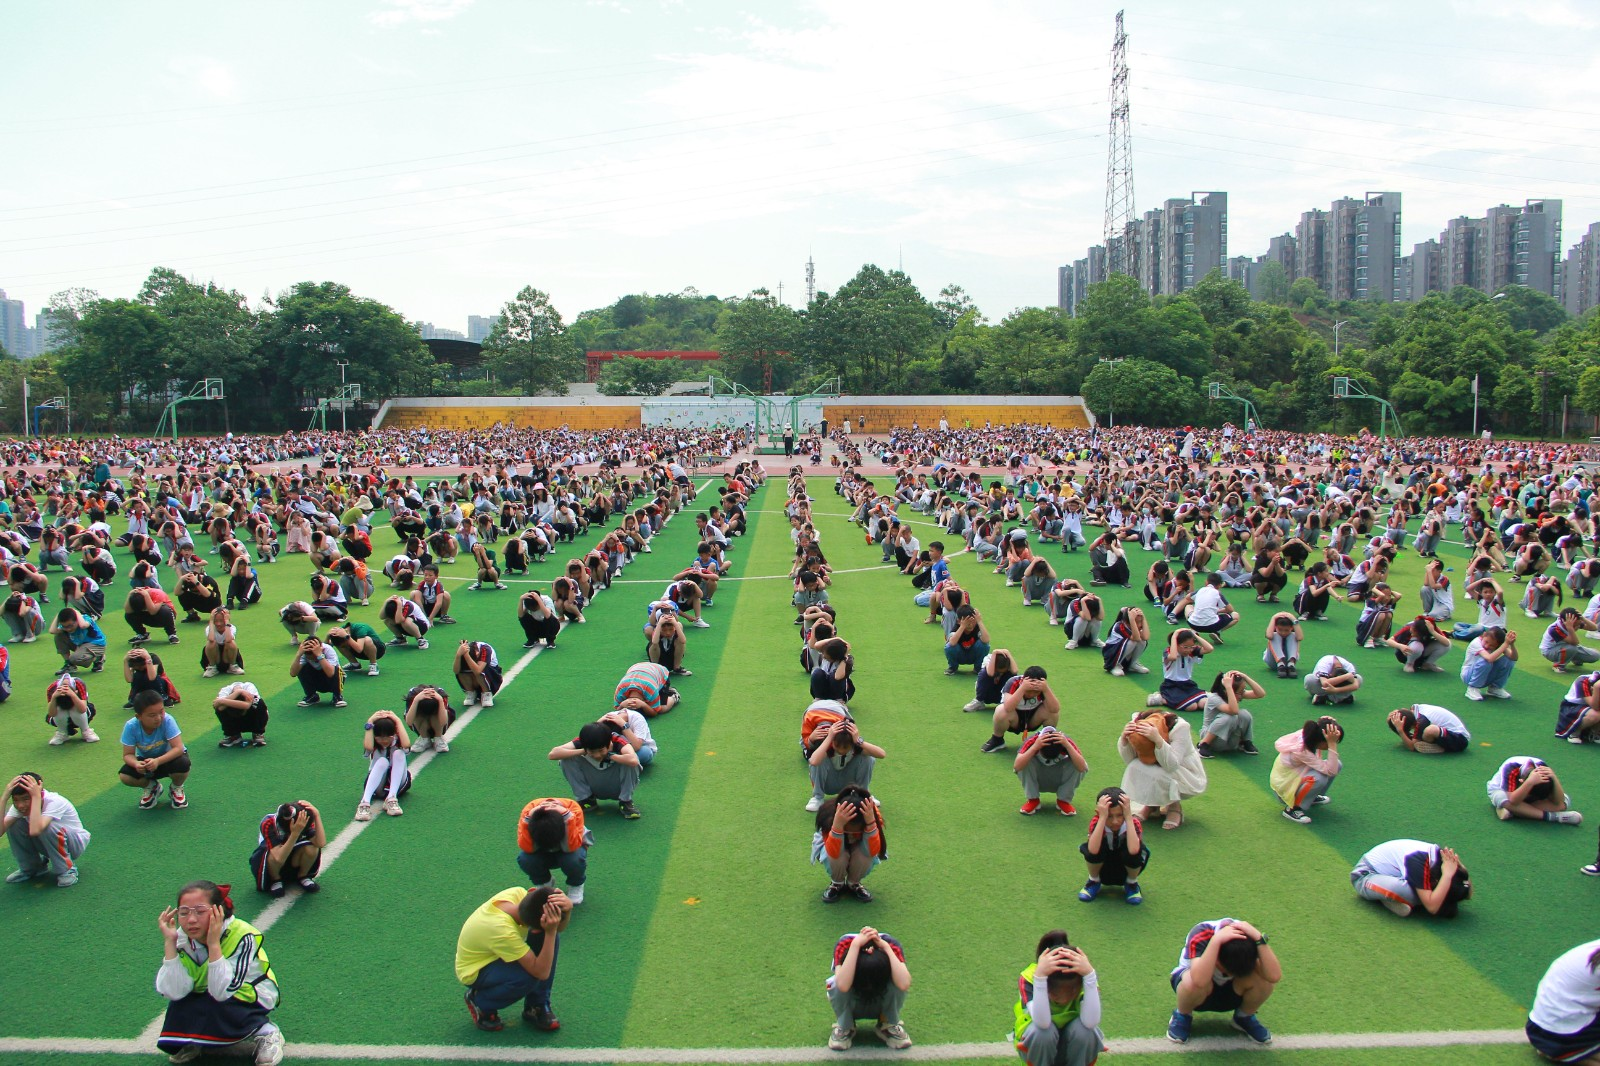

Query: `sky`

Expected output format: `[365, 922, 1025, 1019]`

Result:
[3, 0, 1600, 331]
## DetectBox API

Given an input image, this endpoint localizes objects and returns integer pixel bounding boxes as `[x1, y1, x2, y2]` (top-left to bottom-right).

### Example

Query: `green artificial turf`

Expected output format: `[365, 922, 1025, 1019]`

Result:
[0, 473, 1581, 1066]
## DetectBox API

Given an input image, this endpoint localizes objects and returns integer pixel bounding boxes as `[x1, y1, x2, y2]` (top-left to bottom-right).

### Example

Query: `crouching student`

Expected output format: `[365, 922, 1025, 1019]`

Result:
[1013, 726, 1087, 816]
[1462, 627, 1517, 701]
[355, 710, 411, 821]
[1167, 918, 1280, 1045]
[1077, 787, 1147, 905]
[50, 608, 105, 674]
[1304, 653, 1362, 706]
[404, 685, 457, 754]
[1197, 670, 1265, 759]
[45, 673, 98, 745]
[250, 801, 325, 898]
[1387, 704, 1470, 754]
[326, 622, 384, 678]
[290, 636, 346, 708]
[805, 709, 883, 814]
[5, 772, 89, 887]
[604, 704, 657, 767]
[964, 648, 1019, 714]
[1351, 839, 1471, 918]
[517, 797, 592, 905]
[454, 640, 503, 708]
[213, 680, 268, 749]
[1526, 940, 1600, 1064]
[826, 927, 913, 1052]
[455, 885, 571, 1033]
[1101, 606, 1150, 678]
[1488, 757, 1582, 825]
[614, 661, 679, 717]
[1013, 930, 1105, 1066]
[119, 691, 190, 810]
[813, 784, 884, 903]
[1272, 717, 1341, 824]
[1118, 710, 1206, 831]
[982, 666, 1060, 754]
[155, 880, 283, 1065]
[548, 721, 641, 820]
[1543, 608, 1600, 674]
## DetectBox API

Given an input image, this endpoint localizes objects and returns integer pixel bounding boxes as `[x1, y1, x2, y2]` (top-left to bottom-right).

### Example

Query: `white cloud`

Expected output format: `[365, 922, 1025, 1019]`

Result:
[369, 0, 475, 26]
[165, 57, 238, 100]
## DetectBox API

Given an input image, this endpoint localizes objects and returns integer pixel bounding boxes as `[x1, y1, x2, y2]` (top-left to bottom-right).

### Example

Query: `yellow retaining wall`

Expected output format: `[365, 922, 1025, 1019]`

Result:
[382, 406, 640, 431]
[823, 404, 1089, 430]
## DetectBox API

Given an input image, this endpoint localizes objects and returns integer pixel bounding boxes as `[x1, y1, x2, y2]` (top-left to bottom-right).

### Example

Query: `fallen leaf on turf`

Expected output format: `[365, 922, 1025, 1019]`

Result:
[705, 751, 716, 756]
[683, 897, 701, 906]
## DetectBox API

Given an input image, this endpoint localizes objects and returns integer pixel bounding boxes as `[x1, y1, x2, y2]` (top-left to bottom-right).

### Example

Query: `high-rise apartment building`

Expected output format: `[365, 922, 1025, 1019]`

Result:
[1325, 197, 1363, 302]
[1180, 192, 1228, 292]
[1354, 192, 1403, 302]
[467, 314, 500, 343]
[1401, 239, 1443, 301]
[0, 290, 26, 358]
[1264, 233, 1297, 281]
[1059, 246, 1108, 316]
[1294, 210, 1329, 294]
[1440, 216, 1487, 292]
[1564, 222, 1600, 318]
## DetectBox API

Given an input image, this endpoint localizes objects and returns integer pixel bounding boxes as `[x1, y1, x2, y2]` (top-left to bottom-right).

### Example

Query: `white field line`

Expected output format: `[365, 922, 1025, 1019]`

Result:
[0, 1027, 1530, 1061]
[132, 480, 716, 1048]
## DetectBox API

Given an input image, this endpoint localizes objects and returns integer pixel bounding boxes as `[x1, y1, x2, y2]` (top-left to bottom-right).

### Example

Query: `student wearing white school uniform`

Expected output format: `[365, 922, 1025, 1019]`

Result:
[1557, 670, 1600, 745]
[4, 772, 89, 887]
[1303, 653, 1361, 705]
[1487, 756, 1582, 825]
[1526, 940, 1600, 1064]
[1543, 609, 1600, 674]
[1461, 627, 1517, 701]
[1350, 839, 1471, 918]
[1387, 704, 1471, 754]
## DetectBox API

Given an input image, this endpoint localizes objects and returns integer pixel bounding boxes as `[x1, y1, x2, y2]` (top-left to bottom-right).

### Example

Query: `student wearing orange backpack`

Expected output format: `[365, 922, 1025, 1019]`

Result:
[517, 797, 593, 905]
[804, 703, 884, 813]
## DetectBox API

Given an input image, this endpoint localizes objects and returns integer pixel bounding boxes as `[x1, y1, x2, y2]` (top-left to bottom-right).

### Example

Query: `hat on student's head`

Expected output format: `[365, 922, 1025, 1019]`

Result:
[357, 497, 374, 512]
[1009, 529, 1028, 543]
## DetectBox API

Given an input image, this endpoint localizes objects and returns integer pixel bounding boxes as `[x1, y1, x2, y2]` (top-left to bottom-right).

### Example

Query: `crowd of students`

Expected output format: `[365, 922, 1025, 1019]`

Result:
[8, 419, 1600, 1063]
[1, 437, 763, 1064]
[817, 430, 1600, 1061]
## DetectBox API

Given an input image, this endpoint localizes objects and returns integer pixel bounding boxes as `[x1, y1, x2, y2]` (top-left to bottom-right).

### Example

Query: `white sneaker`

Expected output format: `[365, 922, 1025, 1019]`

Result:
[227, 664, 245, 675]
[1111, 666, 1125, 677]
[828, 1026, 855, 1052]
[412, 736, 432, 753]
[434, 738, 449, 753]
[367, 664, 380, 676]
[254, 1029, 285, 1066]
[480, 693, 494, 708]
[461, 692, 477, 708]
[1381, 897, 1412, 917]
[1465, 686, 1484, 701]
[805, 795, 824, 812]
[876, 1022, 913, 1050]
[82, 729, 100, 743]
[202, 666, 219, 678]
[566, 882, 585, 905]
[49, 730, 69, 746]
[693, 618, 710, 628]
[961, 698, 985, 713]
[1145, 693, 1166, 708]
[1527, 609, 1540, 619]
[384, 798, 403, 816]
[1487, 686, 1512, 699]
[1064, 640, 1078, 650]
[354, 803, 372, 822]
[1129, 662, 1150, 674]
[168, 1047, 204, 1064]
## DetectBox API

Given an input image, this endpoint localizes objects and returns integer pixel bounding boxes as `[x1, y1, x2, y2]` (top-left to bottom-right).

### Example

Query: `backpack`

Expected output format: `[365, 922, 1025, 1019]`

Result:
[800, 702, 853, 756]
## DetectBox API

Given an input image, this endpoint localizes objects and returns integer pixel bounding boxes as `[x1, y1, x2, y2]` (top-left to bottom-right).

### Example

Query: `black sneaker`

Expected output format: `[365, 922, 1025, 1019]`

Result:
[1197, 742, 1215, 759]
[465, 992, 503, 1032]
[944, 666, 959, 675]
[1239, 741, 1260, 756]
[619, 800, 641, 820]
[268, 881, 286, 899]
[1274, 662, 1288, 678]
[578, 797, 598, 813]
[523, 1005, 560, 1031]
[821, 882, 845, 903]
[848, 883, 873, 902]
[980, 735, 1006, 754]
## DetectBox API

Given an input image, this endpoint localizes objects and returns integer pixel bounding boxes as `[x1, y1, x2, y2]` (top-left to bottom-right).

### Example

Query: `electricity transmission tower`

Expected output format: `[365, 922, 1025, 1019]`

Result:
[1103, 9, 1135, 277]
[805, 255, 816, 306]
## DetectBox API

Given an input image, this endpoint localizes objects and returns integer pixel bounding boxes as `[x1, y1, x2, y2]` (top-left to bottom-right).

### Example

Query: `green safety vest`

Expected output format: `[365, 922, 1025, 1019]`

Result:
[177, 918, 275, 1005]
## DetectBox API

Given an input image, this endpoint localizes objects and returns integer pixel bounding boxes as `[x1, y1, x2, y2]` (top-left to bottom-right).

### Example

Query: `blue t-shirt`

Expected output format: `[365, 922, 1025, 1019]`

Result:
[930, 558, 950, 586]
[121, 713, 181, 759]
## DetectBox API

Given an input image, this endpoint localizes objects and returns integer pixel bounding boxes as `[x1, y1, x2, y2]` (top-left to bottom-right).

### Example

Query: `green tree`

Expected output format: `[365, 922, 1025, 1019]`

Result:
[1074, 274, 1155, 365]
[937, 311, 991, 392]
[1254, 261, 1291, 305]
[980, 307, 1075, 394]
[1288, 277, 1326, 314]
[137, 267, 260, 429]
[716, 289, 801, 392]
[481, 286, 583, 396]
[1493, 364, 1536, 434]
[803, 265, 939, 393]
[1576, 365, 1600, 434]
[596, 356, 683, 396]
[58, 297, 168, 425]
[1082, 358, 1193, 427]
[932, 284, 980, 331]
[256, 281, 435, 414]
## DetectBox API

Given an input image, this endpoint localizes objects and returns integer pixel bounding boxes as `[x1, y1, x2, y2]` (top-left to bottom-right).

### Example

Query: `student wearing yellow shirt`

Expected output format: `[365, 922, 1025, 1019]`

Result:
[455, 885, 571, 1033]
